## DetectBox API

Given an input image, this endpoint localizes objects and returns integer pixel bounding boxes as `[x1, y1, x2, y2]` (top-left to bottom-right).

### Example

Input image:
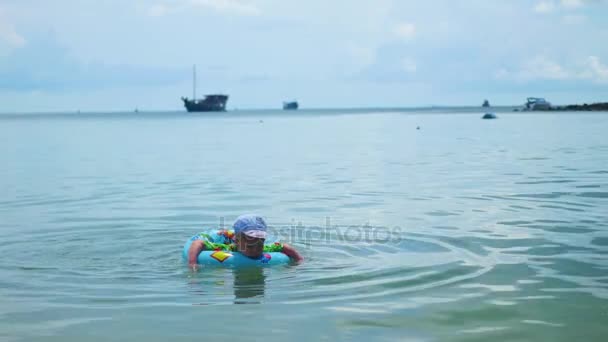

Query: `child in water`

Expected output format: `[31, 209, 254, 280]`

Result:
[187, 214, 303, 270]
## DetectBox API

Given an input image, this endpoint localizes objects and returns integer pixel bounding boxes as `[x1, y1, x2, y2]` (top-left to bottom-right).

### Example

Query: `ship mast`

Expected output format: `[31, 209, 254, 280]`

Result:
[192, 65, 196, 100]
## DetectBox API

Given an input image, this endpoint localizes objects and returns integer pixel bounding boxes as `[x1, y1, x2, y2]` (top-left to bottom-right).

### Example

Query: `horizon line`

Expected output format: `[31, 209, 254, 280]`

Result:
[0, 104, 528, 116]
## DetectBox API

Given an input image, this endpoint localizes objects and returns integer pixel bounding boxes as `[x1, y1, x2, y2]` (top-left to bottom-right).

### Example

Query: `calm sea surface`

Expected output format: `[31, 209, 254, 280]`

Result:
[1, 108, 607, 341]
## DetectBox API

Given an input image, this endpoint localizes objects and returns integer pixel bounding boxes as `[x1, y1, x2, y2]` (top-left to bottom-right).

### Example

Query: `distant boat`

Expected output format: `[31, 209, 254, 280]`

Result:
[283, 101, 298, 110]
[181, 65, 228, 112]
[482, 113, 497, 119]
[482, 99, 490, 107]
[525, 97, 551, 111]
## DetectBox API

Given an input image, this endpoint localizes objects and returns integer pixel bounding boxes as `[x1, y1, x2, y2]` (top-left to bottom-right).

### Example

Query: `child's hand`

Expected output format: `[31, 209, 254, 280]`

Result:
[282, 243, 304, 263]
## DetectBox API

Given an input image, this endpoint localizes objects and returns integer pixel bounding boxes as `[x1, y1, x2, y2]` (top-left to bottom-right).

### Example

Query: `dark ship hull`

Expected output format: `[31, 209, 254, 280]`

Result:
[283, 101, 298, 110]
[181, 95, 228, 112]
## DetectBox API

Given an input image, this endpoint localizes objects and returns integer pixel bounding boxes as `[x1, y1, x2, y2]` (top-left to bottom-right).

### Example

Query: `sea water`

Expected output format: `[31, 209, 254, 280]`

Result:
[1, 108, 607, 341]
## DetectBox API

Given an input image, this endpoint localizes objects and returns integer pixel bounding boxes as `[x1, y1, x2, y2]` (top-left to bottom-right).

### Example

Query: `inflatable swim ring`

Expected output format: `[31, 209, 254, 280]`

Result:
[182, 230, 290, 266]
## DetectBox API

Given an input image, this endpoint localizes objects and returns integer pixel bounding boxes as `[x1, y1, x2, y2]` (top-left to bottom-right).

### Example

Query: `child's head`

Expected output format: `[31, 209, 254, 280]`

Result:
[233, 214, 268, 258]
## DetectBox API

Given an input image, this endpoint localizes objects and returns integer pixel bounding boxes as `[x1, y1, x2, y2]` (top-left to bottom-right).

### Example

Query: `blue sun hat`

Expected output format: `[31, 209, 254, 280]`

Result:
[233, 214, 268, 239]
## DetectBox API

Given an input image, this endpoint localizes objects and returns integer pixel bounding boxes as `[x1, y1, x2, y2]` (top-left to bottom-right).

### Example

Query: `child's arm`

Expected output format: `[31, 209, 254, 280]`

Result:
[187, 240, 206, 271]
[282, 243, 304, 263]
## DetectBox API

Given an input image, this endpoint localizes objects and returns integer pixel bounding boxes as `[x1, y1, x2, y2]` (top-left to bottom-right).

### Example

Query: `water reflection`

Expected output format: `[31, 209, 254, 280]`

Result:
[233, 268, 266, 304]
[187, 267, 267, 305]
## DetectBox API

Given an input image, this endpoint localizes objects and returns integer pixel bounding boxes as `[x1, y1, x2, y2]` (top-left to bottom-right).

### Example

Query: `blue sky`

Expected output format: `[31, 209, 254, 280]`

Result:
[1, 0, 608, 112]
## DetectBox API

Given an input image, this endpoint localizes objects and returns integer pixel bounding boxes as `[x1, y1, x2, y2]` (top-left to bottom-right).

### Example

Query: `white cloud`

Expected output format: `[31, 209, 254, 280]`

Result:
[401, 58, 417, 73]
[585, 56, 608, 82]
[495, 56, 571, 81]
[189, 0, 260, 16]
[345, 43, 376, 69]
[561, 0, 584, 9]
[394, 22, 416, 40]
[147, 4, 170, 17]
[562, 14, 586, 24]
[534, 1, 556, 13]
[494, 68, 509, 79]
[0, 9, 26, 51]
[147, 0, 260, 17]
[534, 0, 588, 13]
[526, 56, 571, 79]
[496, 55, 608, 83]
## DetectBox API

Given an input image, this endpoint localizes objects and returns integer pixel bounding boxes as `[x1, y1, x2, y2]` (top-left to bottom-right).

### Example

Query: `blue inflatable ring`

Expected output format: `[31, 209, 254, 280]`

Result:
[182, 234, 290, 267]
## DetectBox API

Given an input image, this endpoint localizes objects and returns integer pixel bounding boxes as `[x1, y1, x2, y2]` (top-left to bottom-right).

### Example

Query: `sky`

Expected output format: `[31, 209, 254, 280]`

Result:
[1, 0, 608, 112]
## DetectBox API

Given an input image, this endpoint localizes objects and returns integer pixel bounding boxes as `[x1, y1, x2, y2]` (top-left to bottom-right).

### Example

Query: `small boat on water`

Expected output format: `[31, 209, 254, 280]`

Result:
[525, 97, 551, 111]
[283, 101, 298, 110]
[482, 113, 497, 119]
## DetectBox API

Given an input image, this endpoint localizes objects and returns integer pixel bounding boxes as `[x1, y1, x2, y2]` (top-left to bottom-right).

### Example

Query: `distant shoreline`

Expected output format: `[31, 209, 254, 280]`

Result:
[1, 103, 608, 116]
[547, 102, 608, 111]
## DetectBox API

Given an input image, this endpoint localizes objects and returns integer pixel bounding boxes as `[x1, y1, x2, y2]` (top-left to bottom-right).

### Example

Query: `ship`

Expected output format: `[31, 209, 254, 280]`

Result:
[283, 101, 298, 110]
[182, 95, 228, 112]
[181, 65, 228, 112]
[525, 97, 551, 111]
